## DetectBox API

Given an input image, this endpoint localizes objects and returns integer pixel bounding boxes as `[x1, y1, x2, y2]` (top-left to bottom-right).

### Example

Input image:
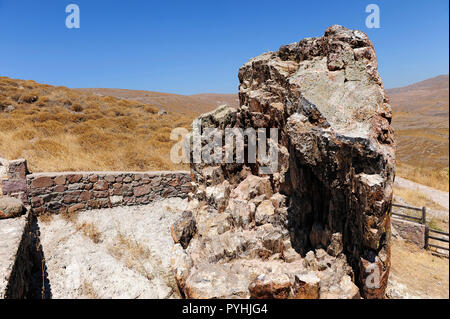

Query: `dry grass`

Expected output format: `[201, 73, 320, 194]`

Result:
[427, 218, 448, 233]
[77, 88, 239, 115]
[58, 210, 102, 243]
[107, 232, 180, 298]
[108, 233, 153, 280]
[0, 77, 192, 172]
[390, 238, 449, 299]
[61, 210, 80, 224]
[76, 221, 102, 244]
[395, 129, 449, 170]
[38, 212, 54, 224]
[396, 163, 449, 192]
[394, 187, 447, 211]
[81, 280, 100, 299]
[388, 75, 449, 191]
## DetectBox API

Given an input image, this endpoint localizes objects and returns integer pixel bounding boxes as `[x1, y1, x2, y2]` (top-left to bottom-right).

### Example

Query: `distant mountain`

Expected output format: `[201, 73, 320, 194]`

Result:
[76, 88, 239, 116]
[2, 74, 448, 188]
[388, 75, 449, 94]
[78, 76, 449, 170]
[387, 75, 449, 127]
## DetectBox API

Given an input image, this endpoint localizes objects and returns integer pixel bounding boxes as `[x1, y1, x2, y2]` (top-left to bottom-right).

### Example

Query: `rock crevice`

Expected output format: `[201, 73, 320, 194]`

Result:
[171, 25, 395, 299]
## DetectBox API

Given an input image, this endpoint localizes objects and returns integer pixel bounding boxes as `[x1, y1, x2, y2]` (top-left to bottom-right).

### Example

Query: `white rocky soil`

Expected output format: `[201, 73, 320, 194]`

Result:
[38, 197, 187, 299]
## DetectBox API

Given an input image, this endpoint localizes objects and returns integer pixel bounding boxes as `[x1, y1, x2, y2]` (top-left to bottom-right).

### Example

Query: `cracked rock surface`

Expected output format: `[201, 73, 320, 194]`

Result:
[171, 25, 395, 299]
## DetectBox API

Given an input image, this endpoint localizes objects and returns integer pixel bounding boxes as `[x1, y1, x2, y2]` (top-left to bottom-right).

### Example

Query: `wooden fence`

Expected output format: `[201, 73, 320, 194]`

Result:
[391, 203, 449, 254]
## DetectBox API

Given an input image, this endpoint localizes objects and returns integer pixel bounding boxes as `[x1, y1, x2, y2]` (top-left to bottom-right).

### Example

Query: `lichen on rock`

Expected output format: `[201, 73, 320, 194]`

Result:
[171, 25, 395, 299]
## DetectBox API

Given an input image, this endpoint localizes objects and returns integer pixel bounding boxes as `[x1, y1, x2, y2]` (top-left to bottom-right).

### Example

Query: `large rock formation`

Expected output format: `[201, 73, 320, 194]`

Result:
[171, 25, 395, 299]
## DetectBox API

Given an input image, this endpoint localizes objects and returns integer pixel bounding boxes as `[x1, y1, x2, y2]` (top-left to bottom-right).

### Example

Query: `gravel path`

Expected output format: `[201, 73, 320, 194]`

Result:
[395, 177, 449, 211]
[38, 197, 187, 299]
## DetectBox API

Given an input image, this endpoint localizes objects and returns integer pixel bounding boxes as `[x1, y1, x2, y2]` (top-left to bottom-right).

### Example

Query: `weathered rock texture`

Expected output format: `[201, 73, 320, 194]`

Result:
[0, 158, 29, 203]
[171, 25, 395, 299]
[27, 171, 191, 215]
[0, 212, 34, 298]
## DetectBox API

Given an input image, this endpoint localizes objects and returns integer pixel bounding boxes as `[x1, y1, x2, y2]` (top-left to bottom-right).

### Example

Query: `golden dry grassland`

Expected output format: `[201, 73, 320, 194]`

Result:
[1, 76, 449, 194]
[393, 119, 449, 192]
[390, 238, 449, 299]
[396, 162, 449, 192]
[388, 76, 449, 191]
[0, 77, 192, 172]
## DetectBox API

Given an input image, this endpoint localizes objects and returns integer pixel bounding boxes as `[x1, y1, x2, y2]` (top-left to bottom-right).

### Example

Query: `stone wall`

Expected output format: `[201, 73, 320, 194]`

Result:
[391, 217, 426, 248]
[0, 212, 34, 299]
[1, 157, 192, 215]
[27, 171, 191, 215]
[0, 158, 29, 203]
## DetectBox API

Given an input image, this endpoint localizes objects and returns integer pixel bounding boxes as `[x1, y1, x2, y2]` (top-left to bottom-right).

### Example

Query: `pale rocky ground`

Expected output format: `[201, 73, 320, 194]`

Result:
[37, 197, 187, 299]
[0, 215, 27, 298]
[2, 191, 447, 299]
[35, 190, 448, 299]
[387, 238, 449, 299]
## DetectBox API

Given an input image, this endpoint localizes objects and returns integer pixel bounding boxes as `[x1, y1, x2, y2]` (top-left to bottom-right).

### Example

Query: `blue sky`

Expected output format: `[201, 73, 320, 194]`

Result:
[0, 0, 448, 94]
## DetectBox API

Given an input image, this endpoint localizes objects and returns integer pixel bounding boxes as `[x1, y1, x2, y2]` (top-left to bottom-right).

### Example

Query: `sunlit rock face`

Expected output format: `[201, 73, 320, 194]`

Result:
[171, 25, 395, 299]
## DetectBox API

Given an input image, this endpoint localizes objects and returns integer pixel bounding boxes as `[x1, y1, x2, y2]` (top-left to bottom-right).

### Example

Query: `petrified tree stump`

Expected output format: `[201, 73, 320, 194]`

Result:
[171, 25, 395, 299]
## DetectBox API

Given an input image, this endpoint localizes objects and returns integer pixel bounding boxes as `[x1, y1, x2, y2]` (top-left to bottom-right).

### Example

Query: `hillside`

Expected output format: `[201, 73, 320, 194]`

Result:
[1, 75, 448, 192]
[76, 88, 239, 116]
[0, 77, 193, 172]
[387, 75, 449, 191]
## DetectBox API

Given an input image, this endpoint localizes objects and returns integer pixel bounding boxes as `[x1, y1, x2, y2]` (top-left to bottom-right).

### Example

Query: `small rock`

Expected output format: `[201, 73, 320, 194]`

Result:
[249, 272, 292, 299]
[171, 211, 197, 249]
[292, 272, 320, 299]
[255, 200, 275, 225]
[327, 232, 343, 257]
[0, 196, 25, 219]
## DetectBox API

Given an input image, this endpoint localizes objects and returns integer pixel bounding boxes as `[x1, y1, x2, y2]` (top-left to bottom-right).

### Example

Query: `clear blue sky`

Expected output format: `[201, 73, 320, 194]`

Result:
[0, 0, 448, 94]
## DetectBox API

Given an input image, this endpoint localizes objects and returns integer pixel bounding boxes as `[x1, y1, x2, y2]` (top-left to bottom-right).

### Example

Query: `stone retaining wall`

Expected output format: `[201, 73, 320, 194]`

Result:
[391, 217, 426, 248]
[27, 171, 191, 215]
[0, 158, 29, 203]
[1, 158, 192, 215]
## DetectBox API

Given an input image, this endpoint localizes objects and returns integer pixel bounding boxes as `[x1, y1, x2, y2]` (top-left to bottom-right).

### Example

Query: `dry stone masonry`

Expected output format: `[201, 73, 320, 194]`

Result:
[0, 157, 192, 298]
[0, 158, 28, 203]
[27, 171, 191, 215]
[170, 25, 395, 299]
[1, 158, 191, 217]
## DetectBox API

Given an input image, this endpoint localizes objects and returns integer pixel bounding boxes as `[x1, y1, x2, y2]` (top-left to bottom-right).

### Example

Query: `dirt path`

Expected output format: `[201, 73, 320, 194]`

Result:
[387, 239, 449, 299]
[395, 176, 449, 210]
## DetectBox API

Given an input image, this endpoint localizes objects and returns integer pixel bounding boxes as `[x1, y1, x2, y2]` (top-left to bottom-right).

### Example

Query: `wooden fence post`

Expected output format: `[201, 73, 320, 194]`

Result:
[422, 206, 428, 250]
